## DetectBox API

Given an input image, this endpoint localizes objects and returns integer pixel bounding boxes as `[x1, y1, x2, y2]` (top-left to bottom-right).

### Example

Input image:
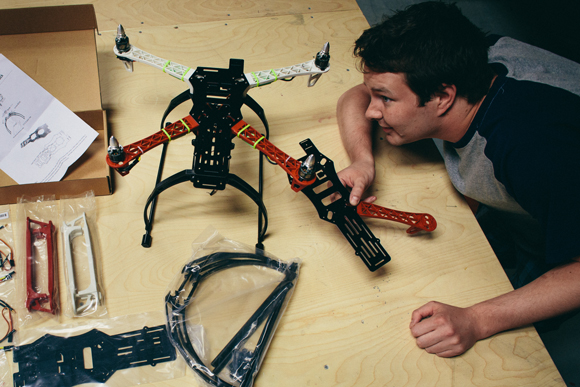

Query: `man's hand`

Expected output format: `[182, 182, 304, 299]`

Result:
[409, 301, 483, 358]
[336, 84, 376, 206]
[337, 160, 376, 206]
[409, 259, 580, 358]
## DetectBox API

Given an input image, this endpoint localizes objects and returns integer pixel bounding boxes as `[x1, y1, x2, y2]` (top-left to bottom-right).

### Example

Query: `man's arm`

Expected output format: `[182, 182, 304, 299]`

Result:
[336, 84, 376, 205]
[409, 257, 580, 357]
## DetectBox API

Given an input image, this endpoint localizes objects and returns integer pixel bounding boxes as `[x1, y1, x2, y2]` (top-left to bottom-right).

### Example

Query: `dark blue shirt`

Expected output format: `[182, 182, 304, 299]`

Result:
[436, 36, 580, 266]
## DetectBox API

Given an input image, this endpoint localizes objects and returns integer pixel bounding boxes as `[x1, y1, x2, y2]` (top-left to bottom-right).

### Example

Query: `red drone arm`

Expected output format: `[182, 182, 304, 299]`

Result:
[357, 202, 437, 234]
[106, 116, 437, 234]
[106, 115, 199, 175]
[230, 120, 315, 192]
[231, 120, 436, 233]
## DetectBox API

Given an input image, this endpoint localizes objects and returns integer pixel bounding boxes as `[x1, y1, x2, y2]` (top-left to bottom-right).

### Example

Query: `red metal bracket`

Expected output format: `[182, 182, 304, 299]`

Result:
[26, 218, 57, 314]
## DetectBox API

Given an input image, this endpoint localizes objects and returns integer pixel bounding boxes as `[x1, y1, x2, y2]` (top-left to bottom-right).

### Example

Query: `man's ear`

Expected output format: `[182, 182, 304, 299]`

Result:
[434, 84, 456, 116]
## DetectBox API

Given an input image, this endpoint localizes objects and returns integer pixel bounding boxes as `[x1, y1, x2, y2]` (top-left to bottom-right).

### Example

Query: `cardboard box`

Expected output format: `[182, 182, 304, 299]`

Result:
[0, 4, 111, 204]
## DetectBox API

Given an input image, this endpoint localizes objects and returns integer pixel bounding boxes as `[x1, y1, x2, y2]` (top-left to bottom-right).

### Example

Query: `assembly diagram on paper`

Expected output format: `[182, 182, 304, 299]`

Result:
[0, 54, 97, 184]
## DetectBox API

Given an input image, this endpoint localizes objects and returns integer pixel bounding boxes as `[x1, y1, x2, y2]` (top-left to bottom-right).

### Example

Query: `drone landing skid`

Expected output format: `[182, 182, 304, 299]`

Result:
[142, 169, 268, 248]
[141, 59, 270, 249]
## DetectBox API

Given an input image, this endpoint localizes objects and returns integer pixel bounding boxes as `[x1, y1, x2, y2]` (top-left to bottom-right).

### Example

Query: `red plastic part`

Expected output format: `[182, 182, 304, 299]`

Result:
[357, 202, 437, 234]
[105, 115, 316, 191]
[230, 120, 315, 192]
[106, 116, 438, 234]
[26, 218, 57, 314]
[106, 115, 199, 175]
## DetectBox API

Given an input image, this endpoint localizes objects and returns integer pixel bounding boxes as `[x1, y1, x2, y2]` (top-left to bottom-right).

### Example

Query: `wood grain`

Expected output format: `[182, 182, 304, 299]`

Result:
[1, 0, 360, 31]
[0, 1, 564, 386]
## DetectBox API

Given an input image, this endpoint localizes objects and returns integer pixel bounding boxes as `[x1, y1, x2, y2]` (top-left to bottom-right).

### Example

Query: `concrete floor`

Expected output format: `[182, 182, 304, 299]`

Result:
[354, 1, 580, 385]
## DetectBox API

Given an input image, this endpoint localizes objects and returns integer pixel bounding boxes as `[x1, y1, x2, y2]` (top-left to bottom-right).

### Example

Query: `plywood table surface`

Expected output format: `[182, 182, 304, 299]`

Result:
[0, 1, 564, 386]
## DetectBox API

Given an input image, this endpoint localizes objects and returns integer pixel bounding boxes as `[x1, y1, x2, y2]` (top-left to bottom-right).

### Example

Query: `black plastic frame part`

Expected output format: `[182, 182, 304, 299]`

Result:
[165, 251, 299, 387]
[294, 139, 391, 272]
[12, 325, 176, 387]
[142, 59, 271, 250]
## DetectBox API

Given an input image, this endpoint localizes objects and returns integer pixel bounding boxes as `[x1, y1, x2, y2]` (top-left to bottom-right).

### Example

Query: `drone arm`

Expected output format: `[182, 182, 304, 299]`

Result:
[230, 124, 437, 234]
[114, 45, 196, 82]
[357, 202, 437, 234]
[246, 42, 330, 88]
[246, 59, 329, 88]
[230, 120, 315, 191]
[114, 24, 329, 89]
[115, 47, 329, 87]
[106, 115, 199, 175]
[230, 120, 437, 235]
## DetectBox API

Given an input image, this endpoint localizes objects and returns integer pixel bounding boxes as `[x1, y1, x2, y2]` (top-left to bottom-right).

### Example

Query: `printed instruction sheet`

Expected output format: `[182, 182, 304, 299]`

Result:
[0, 54, 98, 184]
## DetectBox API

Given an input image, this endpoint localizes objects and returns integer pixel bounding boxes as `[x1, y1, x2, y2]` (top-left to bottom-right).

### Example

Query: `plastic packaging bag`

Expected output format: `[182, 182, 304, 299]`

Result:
[60, 191, 107, 318]
[0, 208, 16, 285]
[11, 311, 185, 387]
[0, 205, 17, 348]
[165, 227, 301, 387]
[15, 196, 59, 327]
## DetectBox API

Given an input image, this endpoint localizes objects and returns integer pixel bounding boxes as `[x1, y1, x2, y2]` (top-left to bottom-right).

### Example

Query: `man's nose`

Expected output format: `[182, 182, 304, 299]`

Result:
[365, 99, 382, 121]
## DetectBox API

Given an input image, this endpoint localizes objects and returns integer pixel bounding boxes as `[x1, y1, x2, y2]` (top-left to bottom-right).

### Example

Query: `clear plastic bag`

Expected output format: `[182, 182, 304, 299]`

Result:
[0, 205, 17, 347]
[0, 207, 15, 283]
[11, 311, 186, 387]
[165, 227, 301, 387]
[15, 196, 60, 327]
[0, 348, 11, 387]
[60, 191, 107, 318]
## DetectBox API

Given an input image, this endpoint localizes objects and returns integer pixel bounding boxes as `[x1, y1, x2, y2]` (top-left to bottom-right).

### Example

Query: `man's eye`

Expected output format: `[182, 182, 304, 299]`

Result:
[381, 96, 391, 102]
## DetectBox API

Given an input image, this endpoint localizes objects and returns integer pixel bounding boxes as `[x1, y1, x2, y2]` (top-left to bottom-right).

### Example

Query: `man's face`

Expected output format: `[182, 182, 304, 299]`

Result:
[363, 70, 439, 146]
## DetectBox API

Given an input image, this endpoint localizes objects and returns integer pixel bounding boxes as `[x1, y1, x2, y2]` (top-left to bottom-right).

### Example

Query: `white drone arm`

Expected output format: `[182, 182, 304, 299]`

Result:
[114, 25, 329, 89]
[113, 45, 195, 82]
[245, 55, 330, 88]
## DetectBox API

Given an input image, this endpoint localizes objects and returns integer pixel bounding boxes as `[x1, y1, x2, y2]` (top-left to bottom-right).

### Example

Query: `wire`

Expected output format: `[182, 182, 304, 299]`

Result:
[0, 300, 14, 344]
[0, 238, 14, 271]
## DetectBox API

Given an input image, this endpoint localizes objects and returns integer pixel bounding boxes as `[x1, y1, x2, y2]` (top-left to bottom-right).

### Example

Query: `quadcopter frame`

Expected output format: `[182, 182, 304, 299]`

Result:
[106, 26, 437, 272]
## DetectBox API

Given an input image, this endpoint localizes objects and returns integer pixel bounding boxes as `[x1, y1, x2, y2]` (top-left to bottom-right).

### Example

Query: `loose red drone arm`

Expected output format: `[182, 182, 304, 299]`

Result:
[230, 120, 315, 192]
[106, 115, 199, 175]
[231, 120, 436, 233]
[357, 202, 437, 234]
